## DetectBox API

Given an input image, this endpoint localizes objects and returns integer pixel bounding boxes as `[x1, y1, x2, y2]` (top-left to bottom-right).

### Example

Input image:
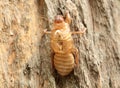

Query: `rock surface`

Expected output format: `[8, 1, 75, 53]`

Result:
[0, 0, 120, 88]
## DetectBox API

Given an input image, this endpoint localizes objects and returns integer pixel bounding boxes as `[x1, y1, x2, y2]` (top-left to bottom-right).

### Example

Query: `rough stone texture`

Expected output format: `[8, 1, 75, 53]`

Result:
[0, 0, 120, 88]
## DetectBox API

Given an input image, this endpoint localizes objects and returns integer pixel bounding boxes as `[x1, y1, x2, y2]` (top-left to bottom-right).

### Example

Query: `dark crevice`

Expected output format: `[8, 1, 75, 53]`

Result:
[23, 64, 31, 79]
[109, 78, 112, 88]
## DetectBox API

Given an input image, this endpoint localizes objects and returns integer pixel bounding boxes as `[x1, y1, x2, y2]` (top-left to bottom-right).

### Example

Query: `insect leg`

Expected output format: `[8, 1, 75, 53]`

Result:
[41, 29, 51, 37]
[71, 28, 87, 34]
[64, 11, 71, 24]
[72, 47, 79, 66]
[43, 29, 51, 34]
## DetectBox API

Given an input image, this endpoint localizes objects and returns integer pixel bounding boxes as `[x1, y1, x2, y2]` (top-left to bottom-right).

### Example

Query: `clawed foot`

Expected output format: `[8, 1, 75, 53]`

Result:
[43, 29, 47, 33]
[74, 63, 79, 68]
[41, 29, 51, 37]
[41, 29, 47, 37]
[80, 28, 87, 33]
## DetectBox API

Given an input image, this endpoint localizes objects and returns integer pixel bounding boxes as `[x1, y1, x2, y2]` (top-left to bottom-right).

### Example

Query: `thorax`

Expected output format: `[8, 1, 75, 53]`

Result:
[51, 23, 72, 41]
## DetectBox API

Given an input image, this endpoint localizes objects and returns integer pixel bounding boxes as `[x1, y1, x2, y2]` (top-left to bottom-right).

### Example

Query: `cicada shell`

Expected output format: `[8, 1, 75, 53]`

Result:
[44, 12, 86, 76]
[50, 15, 78, 76]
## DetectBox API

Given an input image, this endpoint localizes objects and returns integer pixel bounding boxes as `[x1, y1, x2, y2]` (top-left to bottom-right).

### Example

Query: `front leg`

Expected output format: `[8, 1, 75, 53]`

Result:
[41, 29, 51, 37]
[65, 11, 71, 24]
[43, 29, 51, 34]
[71, 47, 79, 67]
[72, 28, 87, 34]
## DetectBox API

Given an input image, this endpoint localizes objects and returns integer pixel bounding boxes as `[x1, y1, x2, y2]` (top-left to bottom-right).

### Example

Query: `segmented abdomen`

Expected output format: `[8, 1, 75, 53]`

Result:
[54, 53, 74, 76]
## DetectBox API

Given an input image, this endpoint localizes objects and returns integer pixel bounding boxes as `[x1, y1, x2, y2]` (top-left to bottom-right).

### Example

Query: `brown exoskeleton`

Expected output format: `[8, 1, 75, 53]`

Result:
[44, 12, 86, 76]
